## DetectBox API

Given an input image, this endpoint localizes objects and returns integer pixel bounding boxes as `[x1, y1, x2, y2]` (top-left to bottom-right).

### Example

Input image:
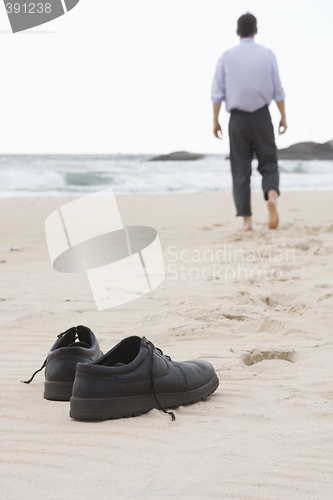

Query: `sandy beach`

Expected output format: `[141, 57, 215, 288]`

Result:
[1, 191, 333, 500]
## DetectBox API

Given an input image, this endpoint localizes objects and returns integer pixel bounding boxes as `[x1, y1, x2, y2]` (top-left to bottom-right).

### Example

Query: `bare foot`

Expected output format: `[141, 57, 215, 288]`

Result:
[240, 216, 253, 231]
[240, 223, 253, 231]
[267, 198, 279, 229]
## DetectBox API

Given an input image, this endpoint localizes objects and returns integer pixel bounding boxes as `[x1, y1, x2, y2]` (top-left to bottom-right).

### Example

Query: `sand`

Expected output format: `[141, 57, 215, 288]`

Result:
[1, 191, 333, 500]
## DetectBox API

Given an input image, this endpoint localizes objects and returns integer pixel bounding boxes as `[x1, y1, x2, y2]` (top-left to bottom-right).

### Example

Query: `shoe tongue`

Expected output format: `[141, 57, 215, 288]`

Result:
[120, 335, 143, 348]
[76, 325, 92, 346]
[58, 327, 76, 347]
[123, 335, 142, 342]
[57, 326, 91, 348]
[67, 341, 90, 348]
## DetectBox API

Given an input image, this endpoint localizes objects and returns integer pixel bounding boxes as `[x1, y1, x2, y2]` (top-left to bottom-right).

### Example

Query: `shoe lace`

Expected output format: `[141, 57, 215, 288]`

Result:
[21, 330, 68, 384]
[147, 340, 176, 422]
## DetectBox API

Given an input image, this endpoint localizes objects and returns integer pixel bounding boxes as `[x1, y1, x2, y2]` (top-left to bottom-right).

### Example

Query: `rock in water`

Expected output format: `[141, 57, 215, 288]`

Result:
[278, 140, 333, 160]
[149, 151, 205, 161]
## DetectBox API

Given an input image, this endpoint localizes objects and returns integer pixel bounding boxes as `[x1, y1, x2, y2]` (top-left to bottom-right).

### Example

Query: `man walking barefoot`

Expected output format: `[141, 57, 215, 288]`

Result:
[211, 13, 287, 230]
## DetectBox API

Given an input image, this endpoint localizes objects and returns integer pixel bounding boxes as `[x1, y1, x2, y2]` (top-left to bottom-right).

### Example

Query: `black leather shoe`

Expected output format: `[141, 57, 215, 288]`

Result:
[70, 336, 219, 421]
[22, 325, 102, 401]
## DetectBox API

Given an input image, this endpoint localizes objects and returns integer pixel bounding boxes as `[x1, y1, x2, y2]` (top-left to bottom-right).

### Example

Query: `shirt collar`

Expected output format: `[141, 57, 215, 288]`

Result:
[240, 38, 255, 43]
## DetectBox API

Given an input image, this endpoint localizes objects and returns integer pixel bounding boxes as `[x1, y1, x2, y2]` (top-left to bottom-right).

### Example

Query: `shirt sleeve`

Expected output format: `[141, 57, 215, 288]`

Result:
[211, 54, 225, 103]
[271, 51, 285, 102]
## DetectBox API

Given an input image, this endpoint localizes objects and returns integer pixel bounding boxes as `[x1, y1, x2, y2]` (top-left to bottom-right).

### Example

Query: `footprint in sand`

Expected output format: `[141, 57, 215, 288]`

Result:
[295, 239, 323, 251]
[259, 296, 282, 308]
[314, 247, 333, 256]
[223, 313, 248, 321]
[295, 241, 310, 251]
[317, 293, 332, 302]
[240, 348, 298, 366]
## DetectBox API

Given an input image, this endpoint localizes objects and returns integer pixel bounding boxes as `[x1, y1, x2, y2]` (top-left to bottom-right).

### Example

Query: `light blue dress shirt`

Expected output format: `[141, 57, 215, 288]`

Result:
[211, 38, 285, 113]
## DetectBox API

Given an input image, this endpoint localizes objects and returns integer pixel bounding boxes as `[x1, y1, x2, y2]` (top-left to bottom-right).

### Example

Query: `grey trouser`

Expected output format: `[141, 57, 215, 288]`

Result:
[228, 105, 280, 217]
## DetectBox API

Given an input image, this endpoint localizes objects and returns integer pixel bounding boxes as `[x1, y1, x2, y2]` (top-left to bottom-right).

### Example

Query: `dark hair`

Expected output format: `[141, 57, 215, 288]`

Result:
[237, 13, 257, 37]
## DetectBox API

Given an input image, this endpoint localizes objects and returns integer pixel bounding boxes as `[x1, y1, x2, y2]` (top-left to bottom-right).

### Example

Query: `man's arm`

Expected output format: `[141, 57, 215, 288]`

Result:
[213, 102, 222, 139]
[271, 51, 287, 135]
[211, 54, 225, 139]
[276, 100, 287, 135]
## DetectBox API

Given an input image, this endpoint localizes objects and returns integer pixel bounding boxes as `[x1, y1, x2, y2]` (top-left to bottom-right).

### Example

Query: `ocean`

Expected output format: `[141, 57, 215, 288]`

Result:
[0, 154, 332, 198]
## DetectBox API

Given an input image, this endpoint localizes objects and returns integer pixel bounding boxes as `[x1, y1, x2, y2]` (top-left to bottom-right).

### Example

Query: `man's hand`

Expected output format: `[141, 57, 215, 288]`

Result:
[213, 102, 222, 139]
[278, 116, 287, 135]
[276, 100, 287, 135]
[213, 122, 223, 139]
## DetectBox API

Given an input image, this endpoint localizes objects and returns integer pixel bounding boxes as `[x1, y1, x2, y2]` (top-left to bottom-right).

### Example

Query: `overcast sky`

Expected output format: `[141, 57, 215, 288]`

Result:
[0, 0, 332, 154]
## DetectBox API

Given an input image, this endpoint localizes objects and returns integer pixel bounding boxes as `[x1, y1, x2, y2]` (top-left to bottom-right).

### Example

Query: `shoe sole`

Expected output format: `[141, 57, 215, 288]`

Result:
[69, 374, 219, 420]
[44, 380, 73, 401]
